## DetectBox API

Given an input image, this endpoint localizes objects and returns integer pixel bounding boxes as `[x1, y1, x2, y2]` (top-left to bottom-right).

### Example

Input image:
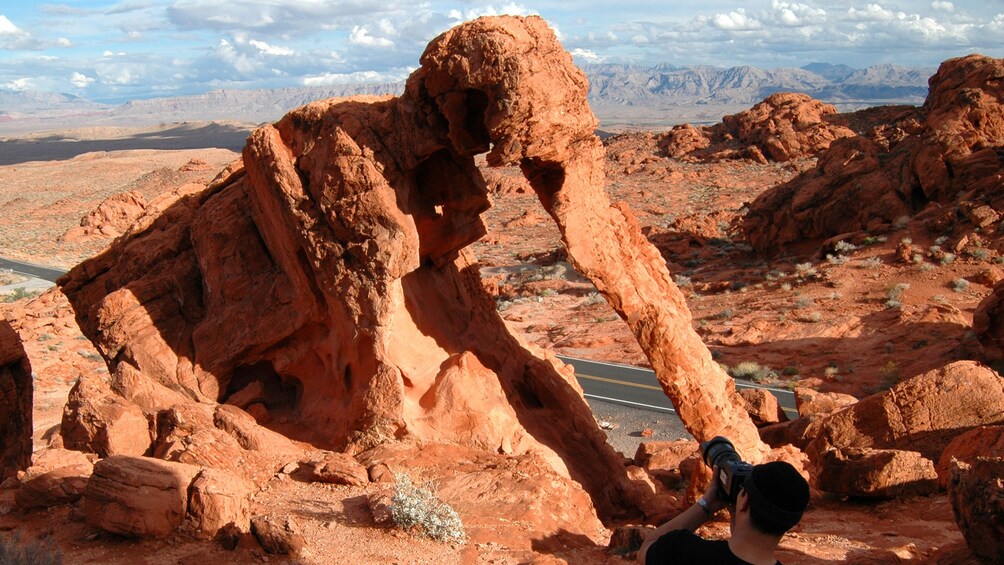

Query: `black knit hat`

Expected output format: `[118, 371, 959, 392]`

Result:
[743, 461, 810, 535]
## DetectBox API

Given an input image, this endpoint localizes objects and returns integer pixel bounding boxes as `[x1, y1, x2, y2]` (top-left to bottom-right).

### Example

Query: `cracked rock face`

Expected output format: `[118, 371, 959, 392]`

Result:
[59, 15, 762, 518]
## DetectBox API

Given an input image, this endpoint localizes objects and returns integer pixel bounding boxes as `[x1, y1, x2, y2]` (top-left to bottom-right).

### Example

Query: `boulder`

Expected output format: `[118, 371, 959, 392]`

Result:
[973, 279, 1004, 361]
[187, 468, 252, 537]
[633, 440, 698, 489]
[15, 463, 93, 509]
[60, 374, 151, 458]
[936, 425, 1004, 486]
[60, 190, 147, 243]
[737, 388, 788, 426]
[0, 318, 31, 481]
[813, 447, 938, 498]
[794, 387, 858, 417]
[803, 361, 1004, 464]
[57, 14, 765, 521]
[250, 514, 304, 556]
[294, 451, 369, 486]
[84, 455, 201, 537]
[947, 458, 1004, 562]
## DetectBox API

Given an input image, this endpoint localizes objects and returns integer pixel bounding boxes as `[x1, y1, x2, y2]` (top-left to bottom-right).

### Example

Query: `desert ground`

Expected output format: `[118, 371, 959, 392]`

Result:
[0, 101, 990, 564]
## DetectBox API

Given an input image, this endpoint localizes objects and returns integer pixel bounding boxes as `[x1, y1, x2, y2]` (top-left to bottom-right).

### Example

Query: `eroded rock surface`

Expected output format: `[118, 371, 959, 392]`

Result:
[58, 14, 764, 521]
[743, 54, 1004, 253]
[0, 317, 31, 481]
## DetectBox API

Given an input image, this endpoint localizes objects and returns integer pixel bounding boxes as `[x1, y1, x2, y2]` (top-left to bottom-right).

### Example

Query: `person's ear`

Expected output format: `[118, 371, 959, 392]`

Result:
[736, 489, 751, 512]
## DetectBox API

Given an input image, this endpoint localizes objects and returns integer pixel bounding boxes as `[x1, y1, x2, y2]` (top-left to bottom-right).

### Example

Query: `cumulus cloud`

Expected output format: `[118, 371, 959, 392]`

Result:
[249, 39, 295, 56]
[303, 69, 409, 86]
[931, 1, 954, 12]
[447, 3, 535, 21]
[845, 4, 898, 22]
[570, 48, 603, 64]
[0, 14, 44, 50]
[769, 1, 826, 27]
[349, 26, 395, 48]
[713, 9, 761, 31]
[70, 72, 95, 88]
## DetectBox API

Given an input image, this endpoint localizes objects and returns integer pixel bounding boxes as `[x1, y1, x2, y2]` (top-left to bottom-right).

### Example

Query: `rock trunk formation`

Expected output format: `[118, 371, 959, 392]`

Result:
[58, 15, 764, 519]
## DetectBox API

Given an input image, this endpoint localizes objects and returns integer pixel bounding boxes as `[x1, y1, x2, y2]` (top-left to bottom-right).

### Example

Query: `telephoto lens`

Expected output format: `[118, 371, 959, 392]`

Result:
[699, 436, 753, 504]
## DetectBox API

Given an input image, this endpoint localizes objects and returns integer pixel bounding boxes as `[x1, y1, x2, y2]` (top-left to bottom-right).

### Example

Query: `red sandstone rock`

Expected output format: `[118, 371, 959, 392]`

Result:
[295, 451, 369, 486]
[947, 458, 1004, 562]
[737, 388, 788, 426]
[187, 467, 252, 537]
[84, 455, 202, 537]
[15, 462, 92, 509]
[60, 190, 147, 243]
[658, 93, 854, 163]
[0, 317, 32, 481]
[57, 14, 764, 522]
[973, 279, 1004, 360]
[814, 447, 939, 498]
[60, 374, 151, 458]
[936, 425, 1004, 486]
[250, 514, 305, 556]
[744, 54, 1004, 253]
[803, 361, 1004, 466]
[793, 387, 858, 417]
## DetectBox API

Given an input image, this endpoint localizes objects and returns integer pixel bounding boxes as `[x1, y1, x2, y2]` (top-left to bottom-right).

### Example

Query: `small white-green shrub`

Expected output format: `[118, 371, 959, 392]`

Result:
[391, 474, 465, 544]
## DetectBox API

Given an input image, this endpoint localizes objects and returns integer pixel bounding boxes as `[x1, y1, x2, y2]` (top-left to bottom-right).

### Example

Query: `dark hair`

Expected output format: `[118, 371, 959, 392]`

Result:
[742, 461, 810, 536]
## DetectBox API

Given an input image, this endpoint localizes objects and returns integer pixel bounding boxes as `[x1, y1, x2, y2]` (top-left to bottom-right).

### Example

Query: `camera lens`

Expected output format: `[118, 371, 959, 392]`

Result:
[700, 436, 740, 468]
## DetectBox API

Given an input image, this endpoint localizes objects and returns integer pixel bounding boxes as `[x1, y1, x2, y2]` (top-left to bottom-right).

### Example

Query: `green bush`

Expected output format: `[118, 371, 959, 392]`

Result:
[729, 361, 777, 383]
[391, 474, 465, 544]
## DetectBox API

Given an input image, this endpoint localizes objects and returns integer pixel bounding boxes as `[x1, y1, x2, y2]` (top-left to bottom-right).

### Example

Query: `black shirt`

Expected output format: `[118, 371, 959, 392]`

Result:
[645, 530, 781, 565]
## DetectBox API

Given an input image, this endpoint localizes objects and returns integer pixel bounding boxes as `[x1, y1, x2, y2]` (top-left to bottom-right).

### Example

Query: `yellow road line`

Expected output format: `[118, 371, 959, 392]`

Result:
[574, 373, 663, 391]
[574, 372, 798, 413]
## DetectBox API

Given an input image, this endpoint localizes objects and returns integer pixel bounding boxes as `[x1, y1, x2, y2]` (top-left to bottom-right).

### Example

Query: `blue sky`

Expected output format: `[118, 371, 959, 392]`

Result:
[2, 1, 1003, 102]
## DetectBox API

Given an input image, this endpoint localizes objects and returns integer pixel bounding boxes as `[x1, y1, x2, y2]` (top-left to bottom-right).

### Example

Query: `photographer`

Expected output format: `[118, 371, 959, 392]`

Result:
[637, 458, 810, 565]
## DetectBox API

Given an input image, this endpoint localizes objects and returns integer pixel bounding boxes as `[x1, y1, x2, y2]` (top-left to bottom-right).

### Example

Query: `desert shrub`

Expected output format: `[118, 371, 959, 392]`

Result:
[950, 278, 969, 292]
[939, 252, 957, 265]
[833, 240, 857, 254]
[674, 274, 692, 288]
[792, 295, 814, 309]
[0, 532, 62, 565]
[862, 235, 887, 245]
[794, 263, 816, 278]
[825, 254, 847, 265]
[806, 311, 823, 323]
[858, 256, 883, 269]
[887, 283, 909, 301]
[729, 361, 777, 383]
[391, 474, 465, 544]
[967, 248, 989, 261]
[1, 288, 41, 304]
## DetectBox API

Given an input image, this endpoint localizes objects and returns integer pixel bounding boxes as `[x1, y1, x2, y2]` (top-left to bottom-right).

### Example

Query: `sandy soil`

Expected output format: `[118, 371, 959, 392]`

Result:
[0, 123, 988, 563]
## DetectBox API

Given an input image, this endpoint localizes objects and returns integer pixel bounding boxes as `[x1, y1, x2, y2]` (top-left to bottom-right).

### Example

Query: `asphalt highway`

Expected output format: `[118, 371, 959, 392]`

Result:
[0, 257, 64, 282]
[557, 355, 799, 420]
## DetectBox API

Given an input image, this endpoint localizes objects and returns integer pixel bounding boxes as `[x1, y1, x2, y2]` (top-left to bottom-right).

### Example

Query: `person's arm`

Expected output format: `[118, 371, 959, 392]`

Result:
[637, 466, 729, 563]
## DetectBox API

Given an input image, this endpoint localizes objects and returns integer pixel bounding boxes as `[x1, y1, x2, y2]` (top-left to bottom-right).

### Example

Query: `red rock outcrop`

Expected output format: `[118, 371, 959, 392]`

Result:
[937, 425, 1004, 486]
[657, 93, 855, 163]
[57, 16, 765, 521]
[0, 317, 32, 481]
[947, 458, 1004, 562]
[744, 54, 1004, 253]
[973, 278, 1004, 360]
[59, 190, 148, 243]
[801, 361, 1004, 494]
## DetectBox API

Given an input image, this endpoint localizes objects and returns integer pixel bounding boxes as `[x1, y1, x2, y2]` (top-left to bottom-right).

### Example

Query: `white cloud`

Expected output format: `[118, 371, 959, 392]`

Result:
[571, 48, 603, 64]
[70, 72, 95, 88]
[770, 1, 826, 27]
[249, 39, 294, 56]
[713, 9, 761, 31]
[349, 26, 394, 48]
[845, 4, 897, 22]
[1, 77, 34, 91]
[0, 14, 44, 49]
[447, 3, 535, 22]
[0, 15, 19, 35]
[303, 69, 408, 86]
[931, 1, 954, 12]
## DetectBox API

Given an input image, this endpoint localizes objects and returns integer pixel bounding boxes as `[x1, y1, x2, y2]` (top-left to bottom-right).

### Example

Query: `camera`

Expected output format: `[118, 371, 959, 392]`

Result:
[699, 436, 753, 504]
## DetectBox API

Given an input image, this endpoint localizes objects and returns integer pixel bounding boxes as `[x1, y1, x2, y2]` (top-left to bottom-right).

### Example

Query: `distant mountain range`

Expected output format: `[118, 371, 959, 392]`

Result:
[0, 62, 935, 134]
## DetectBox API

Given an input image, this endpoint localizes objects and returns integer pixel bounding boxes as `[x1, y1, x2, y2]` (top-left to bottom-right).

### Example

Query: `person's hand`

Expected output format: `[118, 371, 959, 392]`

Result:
[701, 465, 729, 513]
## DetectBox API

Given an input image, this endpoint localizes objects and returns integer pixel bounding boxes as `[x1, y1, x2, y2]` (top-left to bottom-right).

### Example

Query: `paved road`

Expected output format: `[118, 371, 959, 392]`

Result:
[557, 355, 798, 419]
[0, 258, 65, 283]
